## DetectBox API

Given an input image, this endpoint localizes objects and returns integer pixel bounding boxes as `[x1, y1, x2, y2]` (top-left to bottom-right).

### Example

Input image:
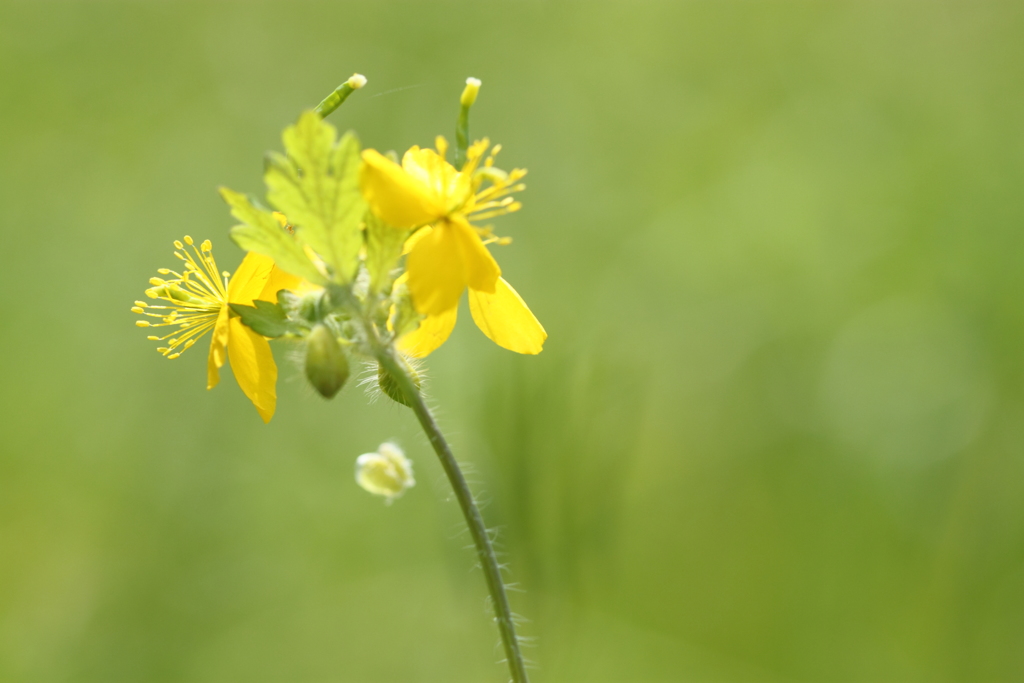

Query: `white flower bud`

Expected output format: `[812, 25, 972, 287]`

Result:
[355, 442, 415, 503]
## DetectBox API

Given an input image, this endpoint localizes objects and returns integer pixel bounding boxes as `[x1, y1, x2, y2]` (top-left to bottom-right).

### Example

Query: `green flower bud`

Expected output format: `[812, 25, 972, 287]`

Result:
[298, 291, 324, 323]
[305, 324, 349, 398]
[377, 358, 421, 407]
[355, 442, 415, 503]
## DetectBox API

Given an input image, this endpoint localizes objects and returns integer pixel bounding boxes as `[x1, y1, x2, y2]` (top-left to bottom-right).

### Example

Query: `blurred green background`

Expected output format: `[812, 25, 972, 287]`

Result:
[2, 1, 1024, 681]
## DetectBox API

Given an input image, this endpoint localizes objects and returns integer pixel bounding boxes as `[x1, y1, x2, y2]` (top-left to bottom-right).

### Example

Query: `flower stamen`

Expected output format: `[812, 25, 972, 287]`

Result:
[133, 236, 227, 358]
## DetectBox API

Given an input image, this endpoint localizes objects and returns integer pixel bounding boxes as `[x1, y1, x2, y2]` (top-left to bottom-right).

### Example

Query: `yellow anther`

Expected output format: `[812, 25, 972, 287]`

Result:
[201, 239, 212, 251]
[184, 339, 196, 349]
[435, 136, 449, 158]
[149, 277, 165, 286]
[273, 212, 288, 228]
[507, 202, 522, 212]
[136, 321, 150, 327]
[184, 235, 194, 245]
[134, 301, 148, 307]
[131, 307, 144, 314]
[173, 240, 184, 249]
[147, 336, 159, 341]
[168, 353, 181, 360]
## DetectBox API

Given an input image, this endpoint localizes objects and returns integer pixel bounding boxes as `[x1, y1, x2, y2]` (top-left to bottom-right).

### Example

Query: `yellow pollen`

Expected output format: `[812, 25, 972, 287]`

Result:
[201, 240, 212, 251]
[131, 307, 144, 314]
[149, 277, 165, 286]
[168, 353, 181, 360]
[174, 240, 184, 249]
[147, 336, 159, 340]
[136, 321, 150, 327]
[184, 235, 194, 245]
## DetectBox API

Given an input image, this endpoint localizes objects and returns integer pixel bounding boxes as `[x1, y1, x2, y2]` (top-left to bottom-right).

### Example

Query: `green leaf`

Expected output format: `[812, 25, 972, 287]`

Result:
[229, 299, 300, 339]
[364, 211, 409, 294]
[220, 187, 326, 285]
[265, 111, 365, 283]
[388, 280, 422, 340]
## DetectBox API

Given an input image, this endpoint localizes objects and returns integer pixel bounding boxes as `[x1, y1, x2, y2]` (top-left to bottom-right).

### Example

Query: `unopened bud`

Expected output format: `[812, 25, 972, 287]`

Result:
[305, 324, 349, 398]
[377, 358, 421, 407]
[347, 73, 367, 89]
[461, 77, 481, 108]
[355, 442, 415, 503]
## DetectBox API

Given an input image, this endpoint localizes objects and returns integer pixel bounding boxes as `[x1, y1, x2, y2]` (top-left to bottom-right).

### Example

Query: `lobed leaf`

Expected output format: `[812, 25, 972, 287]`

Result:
[364, 211, 409, 294]
[220, 187, 326, 285]
[265, 111, 365, 283]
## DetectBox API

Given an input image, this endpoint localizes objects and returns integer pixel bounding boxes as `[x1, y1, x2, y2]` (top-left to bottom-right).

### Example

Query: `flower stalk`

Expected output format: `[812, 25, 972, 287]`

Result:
[371, 332, 531, 683]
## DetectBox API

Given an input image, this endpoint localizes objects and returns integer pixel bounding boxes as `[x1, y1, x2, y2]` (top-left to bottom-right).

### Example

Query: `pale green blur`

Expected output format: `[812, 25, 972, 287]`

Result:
[2, 2, 1023, 681]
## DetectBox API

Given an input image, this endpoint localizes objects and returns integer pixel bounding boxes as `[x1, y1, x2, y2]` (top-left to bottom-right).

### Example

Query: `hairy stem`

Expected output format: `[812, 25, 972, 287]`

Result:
[373, 343, 531, 683]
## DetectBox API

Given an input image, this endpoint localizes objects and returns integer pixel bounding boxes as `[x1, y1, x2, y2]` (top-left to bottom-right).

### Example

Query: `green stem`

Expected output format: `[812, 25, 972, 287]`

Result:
[455, 104, 471, 169]
[373, 343, 531, 683]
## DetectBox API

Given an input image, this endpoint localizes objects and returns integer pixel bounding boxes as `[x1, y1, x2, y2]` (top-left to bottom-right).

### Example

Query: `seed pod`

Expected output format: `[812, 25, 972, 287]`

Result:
[377, 358, 421, 407]
[304, 324, 349, 398]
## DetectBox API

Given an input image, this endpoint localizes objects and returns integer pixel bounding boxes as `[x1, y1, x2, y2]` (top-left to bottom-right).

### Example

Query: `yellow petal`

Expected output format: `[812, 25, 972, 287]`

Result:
[406, 222, 468, 316]
[228, 252, 275, 305]
[399, 306, 458, 358]
[450, 216, 500, 294]
[227, 318, 277, 423]
[257, 265, 305, 303]
[361, 149, 442, 228]
[469, 277, 546, 355]
[206, 305, 230, 389]
[403, 225, 433, 255]
[401, 146, 446, 192]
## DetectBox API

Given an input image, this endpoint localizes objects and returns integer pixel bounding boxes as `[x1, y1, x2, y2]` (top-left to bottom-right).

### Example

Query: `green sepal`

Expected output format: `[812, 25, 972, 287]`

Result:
[364, 211, 409, 294]
[229, 299, 301, 339]
[264, 111, 365, 283]
[220, 187, 326, 285]
[377, 359, 421, 407]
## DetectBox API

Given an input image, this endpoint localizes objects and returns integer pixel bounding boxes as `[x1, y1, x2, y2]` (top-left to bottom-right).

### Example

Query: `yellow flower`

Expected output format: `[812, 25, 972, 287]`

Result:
[360, 137, 525, 315]
[361, 137, 546, 355]
[132, 236, 301, 423]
